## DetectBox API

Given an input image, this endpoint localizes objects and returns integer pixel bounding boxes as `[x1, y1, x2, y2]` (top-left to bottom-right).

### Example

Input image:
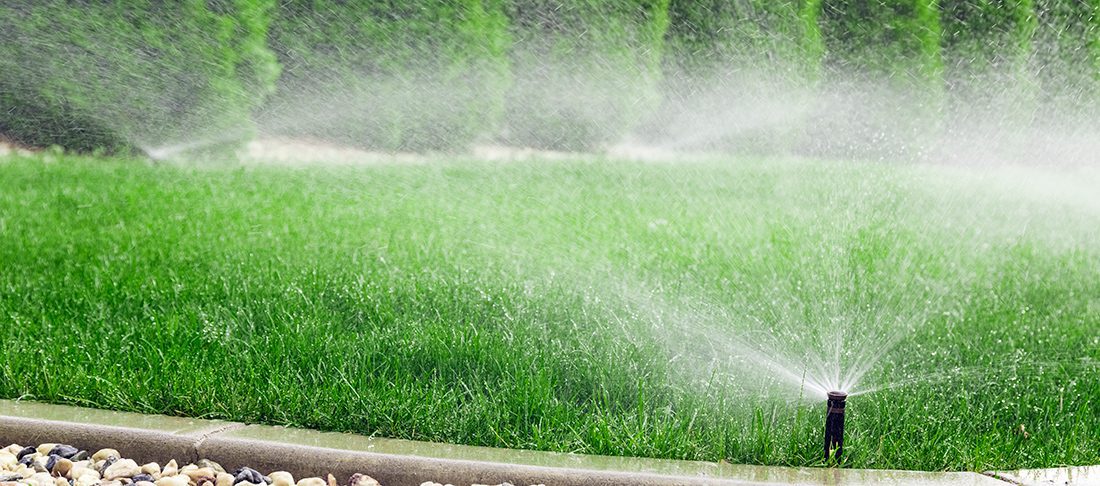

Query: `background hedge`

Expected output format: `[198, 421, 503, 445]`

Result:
[501, 0, 671, 151]
[1030, 0, 1100, 110]
[811, 0, 944, 158]
[663, 0, 823, 83]
[940, 0, 1036, 97]
[262, 0, 510, 151]
[4, 1, 1100, 154]
[818, 0, 943, 85]
[653, 0, 822, 152]
[0, 0, 278, 154]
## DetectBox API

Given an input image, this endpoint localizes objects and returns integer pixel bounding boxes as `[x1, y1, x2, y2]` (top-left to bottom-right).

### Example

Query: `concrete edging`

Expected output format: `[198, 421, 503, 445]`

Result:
[0, 399, 1034, 486]
[985, 466, 1100, 486]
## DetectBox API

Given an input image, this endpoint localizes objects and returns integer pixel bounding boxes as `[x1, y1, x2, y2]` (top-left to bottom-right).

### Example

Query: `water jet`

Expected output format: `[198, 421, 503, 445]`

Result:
[824, 391, 847, 463]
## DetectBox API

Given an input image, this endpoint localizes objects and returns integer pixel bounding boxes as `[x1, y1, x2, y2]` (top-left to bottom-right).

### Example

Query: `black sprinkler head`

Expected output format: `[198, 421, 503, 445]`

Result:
[824, 391, 847, 462]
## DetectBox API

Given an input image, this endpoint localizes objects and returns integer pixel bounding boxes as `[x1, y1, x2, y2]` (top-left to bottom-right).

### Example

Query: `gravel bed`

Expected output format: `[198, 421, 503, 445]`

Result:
[0, 443, 542, 486]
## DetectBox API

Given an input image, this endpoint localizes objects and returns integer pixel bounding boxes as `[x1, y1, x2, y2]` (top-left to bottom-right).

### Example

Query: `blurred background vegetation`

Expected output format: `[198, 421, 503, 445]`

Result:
[0, 0, 1097, 153]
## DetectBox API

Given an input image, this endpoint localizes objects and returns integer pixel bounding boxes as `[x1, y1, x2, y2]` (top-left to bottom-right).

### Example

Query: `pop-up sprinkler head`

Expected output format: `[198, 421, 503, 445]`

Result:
[824, 391, 847, 463]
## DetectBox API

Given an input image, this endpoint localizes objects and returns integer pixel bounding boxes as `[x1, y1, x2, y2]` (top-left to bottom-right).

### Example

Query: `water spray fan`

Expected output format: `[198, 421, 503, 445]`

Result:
[824, 391, 847, 462]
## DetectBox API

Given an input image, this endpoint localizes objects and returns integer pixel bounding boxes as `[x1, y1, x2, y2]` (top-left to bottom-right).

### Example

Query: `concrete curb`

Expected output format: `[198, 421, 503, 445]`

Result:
[985, 466, 1100, 486]
[0, 399, 1023, 486]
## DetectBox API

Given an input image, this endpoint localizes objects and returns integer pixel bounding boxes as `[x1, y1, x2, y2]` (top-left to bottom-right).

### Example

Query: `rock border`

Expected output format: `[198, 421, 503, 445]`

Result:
[0, 400, 1029, 486]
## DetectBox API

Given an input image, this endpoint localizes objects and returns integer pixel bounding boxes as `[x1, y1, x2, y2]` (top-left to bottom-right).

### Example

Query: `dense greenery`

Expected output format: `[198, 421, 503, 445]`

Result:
[1, 153, 1097, 470]
[501, 0, 671, 150]
[811, 0, 945, 157]
[0, 0, 278, 153]
[819, 0, 943, 83]
[663, 0, 823, 81]
[263, 0, 510, 151]
[1031, 0, 1100, 109]
[655, 0, 823, 152]
[2, 1, 1100, 151]
[940, 0, 1036, 94]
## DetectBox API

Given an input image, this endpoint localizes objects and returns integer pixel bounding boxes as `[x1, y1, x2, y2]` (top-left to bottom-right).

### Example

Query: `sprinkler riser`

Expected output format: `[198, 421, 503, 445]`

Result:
[824, 391, 846, 462]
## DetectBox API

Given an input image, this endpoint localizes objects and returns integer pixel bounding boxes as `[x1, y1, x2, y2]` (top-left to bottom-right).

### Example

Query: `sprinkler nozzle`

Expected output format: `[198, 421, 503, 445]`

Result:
[824, 391, 847, 463]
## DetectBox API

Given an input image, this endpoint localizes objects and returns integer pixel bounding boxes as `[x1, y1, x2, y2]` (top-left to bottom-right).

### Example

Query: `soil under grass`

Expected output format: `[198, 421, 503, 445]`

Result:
[0, 152, 1097, 472]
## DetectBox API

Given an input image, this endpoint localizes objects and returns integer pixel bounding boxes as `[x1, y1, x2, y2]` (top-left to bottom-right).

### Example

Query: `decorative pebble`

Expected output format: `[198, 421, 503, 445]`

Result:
[69, 464, 96, 480]
[216, 472, 235, 486]
[92, 449, 120, 462]
[33, 446, 55, 457]
[99, 456, 118, 475]
[161, 460, 178, 477]
[42, 457, 57, 475]
[45, 446, 78, 460]
[140, 462, 160, 477]
[184, 467, 215, 483]
[49, 457, 71, 478]
[233, 466, 265, 485]
[104, 459, 142, 480]
[347, 474, 379, 486]
[196, 460, 226, 474]
[26, 473, 53, 486]
[135, 482, 156, 486]
[73, 472, 100, 486]
[268, 471, 294, 486]
[155, 475, 189, 486]
[295, 478, 326, 486]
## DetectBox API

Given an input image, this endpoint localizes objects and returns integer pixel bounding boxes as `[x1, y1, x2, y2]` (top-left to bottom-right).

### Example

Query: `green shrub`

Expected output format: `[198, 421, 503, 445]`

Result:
[1031, 0, 1100, 109]
[0, 0, 278, 154]
[811, 0, 944, 159]
[663, 0, 824, 83]
[940, 0, 1036, 92]
[263, 1, 510, 151]
[938, 0, 1038, 133]
[653, 0, 823, 152]
[819, 0, 943, 84]
[502, 0, 671, 151]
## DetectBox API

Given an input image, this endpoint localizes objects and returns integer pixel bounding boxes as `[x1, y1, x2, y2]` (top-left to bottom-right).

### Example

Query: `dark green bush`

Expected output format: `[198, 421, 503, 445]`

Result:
[502, 0, 670, 151]
[263, 1, 510, 151]
[810, 0, 944, 159]
[1031, 0, 1100, 109]
[663, 0, 823, 82]
[0, 0, 278, 154]
[938, 0, 1037, 132]
[819, 0, 943, 84]
[940, 0, 1035, 90]
[652, 0, 822, 152]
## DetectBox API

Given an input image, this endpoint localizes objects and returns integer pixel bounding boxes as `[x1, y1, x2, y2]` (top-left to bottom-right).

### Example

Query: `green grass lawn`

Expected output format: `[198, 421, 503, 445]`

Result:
[0, 152, 1097, 471]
